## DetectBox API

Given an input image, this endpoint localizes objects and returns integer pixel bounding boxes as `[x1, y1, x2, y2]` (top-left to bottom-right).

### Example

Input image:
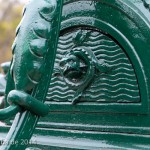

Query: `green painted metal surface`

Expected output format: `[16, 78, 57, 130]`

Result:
[0, 0, 150, 149]
[0, 0, 63, 149]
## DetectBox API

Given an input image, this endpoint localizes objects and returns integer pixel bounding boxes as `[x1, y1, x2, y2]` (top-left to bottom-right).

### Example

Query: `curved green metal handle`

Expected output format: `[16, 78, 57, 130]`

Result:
[0, 0, 60, 121]
[0, 90, 49, 120]
[0, 0, 63, 149]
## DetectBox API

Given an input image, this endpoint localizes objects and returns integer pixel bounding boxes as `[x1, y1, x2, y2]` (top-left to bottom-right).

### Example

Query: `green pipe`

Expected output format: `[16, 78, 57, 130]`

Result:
[7, 90, 49, 117]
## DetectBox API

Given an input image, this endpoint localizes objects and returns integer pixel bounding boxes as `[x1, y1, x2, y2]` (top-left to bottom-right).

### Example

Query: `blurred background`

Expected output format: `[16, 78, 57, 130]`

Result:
[0, 0, 28, 64]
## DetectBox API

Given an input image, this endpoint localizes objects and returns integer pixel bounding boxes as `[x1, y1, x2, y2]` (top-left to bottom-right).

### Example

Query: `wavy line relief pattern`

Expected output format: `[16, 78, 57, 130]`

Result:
[46, 29, 140, 103]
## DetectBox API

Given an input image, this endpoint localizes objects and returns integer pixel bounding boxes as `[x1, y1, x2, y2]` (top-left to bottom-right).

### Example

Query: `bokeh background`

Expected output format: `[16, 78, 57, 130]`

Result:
[0, 0, 28, 64]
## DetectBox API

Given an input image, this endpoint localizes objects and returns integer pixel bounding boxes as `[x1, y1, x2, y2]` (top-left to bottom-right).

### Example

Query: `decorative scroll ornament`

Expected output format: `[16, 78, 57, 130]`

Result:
[59, 47, 110, 104]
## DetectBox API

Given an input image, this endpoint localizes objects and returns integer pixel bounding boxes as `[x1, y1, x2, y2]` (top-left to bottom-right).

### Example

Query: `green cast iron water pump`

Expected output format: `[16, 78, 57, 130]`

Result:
[0, 0, 150, 149]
